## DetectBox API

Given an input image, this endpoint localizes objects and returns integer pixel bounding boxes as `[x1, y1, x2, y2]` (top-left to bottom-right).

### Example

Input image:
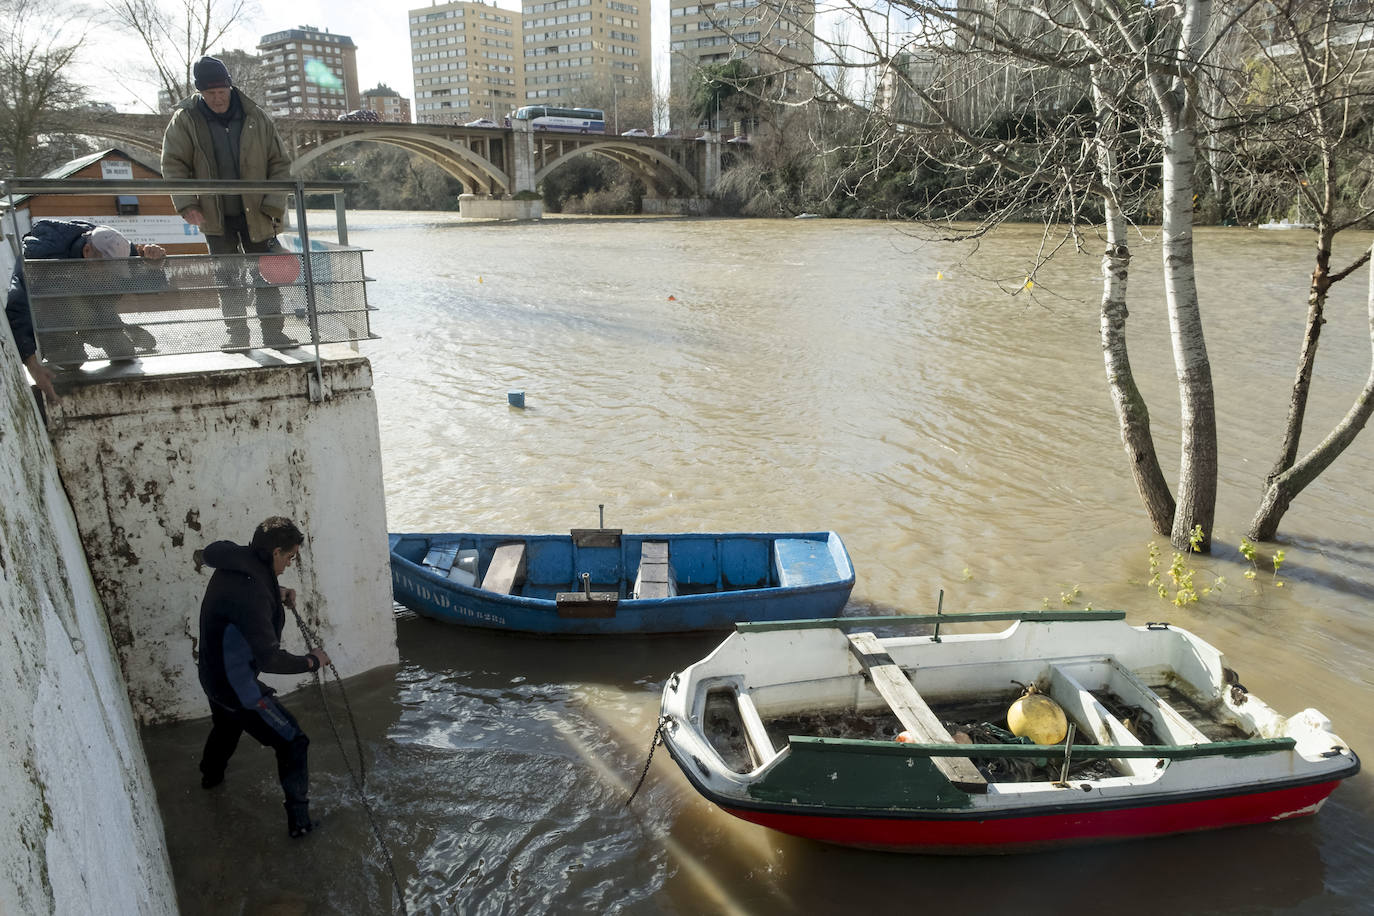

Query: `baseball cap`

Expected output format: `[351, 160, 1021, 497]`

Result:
[87, 226, 132, 259]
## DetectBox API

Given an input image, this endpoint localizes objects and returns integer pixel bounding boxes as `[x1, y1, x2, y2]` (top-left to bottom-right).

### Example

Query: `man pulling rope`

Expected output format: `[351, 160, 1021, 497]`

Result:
[196, 516, 331, 838]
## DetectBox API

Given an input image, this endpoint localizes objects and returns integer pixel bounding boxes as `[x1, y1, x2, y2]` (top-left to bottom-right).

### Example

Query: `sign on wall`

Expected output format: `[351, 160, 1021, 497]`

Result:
[63, 214, 206, 246]
[100, 160, 134, 180]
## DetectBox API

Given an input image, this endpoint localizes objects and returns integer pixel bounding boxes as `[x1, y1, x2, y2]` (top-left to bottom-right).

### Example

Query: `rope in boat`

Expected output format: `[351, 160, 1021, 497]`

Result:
[291, 604, 410, 916]
[625, 716, 668, 806]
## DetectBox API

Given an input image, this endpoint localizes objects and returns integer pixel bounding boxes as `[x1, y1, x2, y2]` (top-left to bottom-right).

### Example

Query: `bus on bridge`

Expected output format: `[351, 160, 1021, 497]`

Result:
[512, 106, 605, 134]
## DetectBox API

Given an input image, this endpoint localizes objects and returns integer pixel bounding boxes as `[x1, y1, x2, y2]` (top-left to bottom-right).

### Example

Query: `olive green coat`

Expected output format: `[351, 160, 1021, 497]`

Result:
[160, 90, 292, 242]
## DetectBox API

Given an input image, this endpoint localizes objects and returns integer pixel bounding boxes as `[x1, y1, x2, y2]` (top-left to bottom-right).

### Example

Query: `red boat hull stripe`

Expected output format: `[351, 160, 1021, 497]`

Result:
[725, 780, 1342, 852]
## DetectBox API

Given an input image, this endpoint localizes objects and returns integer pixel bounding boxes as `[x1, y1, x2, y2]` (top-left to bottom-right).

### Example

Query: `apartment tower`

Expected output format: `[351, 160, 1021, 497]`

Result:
[410, 1, 523, 124]
[521, 0, 650, 113]
[258, 25, 361, 119]
[668, 0, 815, 129]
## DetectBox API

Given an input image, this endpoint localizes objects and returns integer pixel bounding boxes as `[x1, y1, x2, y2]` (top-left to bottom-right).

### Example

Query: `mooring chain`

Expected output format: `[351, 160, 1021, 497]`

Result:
[291, 605, 410, 916]
[625, 715, 669, 807]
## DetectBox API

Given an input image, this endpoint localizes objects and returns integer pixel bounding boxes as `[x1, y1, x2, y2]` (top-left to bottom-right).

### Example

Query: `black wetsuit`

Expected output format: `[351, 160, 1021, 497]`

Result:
[197, 540, 317, 831]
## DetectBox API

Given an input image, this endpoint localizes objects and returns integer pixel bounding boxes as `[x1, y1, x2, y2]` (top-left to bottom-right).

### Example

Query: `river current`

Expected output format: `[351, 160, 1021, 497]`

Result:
[143, 213, 1374, 914]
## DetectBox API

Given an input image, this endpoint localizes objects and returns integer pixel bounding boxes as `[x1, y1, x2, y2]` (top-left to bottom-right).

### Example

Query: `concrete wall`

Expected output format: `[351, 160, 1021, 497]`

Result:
[459, 195, 542, 220]
[46, 349, 400, 724]
[1, 327, 177, 913]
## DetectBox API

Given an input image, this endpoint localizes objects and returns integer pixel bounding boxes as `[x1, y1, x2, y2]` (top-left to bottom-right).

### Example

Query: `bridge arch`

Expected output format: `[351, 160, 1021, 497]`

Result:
[289, 132, 511, 195]
[533, 140, 698, 197]
[62, 114, 714, 200]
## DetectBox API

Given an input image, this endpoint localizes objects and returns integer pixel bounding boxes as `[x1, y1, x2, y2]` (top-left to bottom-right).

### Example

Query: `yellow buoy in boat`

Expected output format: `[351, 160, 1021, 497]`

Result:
[1007, 687, 1068, 745]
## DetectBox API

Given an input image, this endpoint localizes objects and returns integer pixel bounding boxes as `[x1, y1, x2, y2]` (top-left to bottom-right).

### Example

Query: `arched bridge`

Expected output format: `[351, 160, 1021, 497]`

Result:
[73, 113, 721, 199]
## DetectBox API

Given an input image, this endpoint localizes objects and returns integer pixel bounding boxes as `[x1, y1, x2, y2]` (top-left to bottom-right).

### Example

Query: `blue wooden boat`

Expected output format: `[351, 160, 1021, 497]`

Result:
[388, 529, 855, 634]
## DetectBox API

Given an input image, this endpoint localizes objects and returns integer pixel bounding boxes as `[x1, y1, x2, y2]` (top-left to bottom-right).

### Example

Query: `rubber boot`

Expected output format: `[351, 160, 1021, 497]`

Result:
[286, 802, 313, 839]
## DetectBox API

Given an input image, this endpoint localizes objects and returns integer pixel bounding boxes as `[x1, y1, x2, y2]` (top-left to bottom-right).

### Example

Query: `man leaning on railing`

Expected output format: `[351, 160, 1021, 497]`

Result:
[5, 219, 164, 402]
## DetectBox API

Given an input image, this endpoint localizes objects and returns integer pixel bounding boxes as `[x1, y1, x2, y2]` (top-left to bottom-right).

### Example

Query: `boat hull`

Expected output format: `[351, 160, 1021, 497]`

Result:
[708, 777, 1343, 854]
[389, 531, 855, 635]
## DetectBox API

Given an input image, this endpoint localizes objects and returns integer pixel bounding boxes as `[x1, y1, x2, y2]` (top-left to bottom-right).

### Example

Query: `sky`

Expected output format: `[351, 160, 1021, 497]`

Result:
[94, 0, 673, 114]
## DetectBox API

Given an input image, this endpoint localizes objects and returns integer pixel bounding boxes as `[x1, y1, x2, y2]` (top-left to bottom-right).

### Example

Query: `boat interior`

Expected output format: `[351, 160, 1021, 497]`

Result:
[698, 630, 1267, 787]
[394, 531, 839, 601]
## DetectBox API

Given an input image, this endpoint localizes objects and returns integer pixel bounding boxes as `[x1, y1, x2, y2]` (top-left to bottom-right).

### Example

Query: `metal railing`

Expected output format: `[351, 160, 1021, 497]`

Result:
[2, 178, 373, 400]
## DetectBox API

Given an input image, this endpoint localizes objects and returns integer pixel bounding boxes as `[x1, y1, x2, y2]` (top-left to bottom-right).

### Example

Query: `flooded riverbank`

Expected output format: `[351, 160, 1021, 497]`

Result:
[144, 213, 1374, 914]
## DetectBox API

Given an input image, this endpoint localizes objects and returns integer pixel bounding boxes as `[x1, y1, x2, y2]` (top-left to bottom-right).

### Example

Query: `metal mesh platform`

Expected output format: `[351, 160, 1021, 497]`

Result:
[23, 246, 375, 365]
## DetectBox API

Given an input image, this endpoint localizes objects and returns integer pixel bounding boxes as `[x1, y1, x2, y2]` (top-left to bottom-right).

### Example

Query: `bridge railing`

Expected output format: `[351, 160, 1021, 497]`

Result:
[2, 178, 369, 400]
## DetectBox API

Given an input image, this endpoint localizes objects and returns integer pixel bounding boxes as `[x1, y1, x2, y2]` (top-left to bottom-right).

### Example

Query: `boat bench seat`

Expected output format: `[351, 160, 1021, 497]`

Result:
[847, 632, 988, 792]
[481, 542, 527, 595]
[634, 541, 677, 599]
[773, 538, 833, 588]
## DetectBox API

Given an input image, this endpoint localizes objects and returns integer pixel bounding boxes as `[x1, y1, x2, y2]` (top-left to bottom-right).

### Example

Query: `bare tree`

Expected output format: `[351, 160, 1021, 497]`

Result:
[0, 0, 89, 176]
[1218, 0, 1374, 538]
[735, 0, 1218, 547]
[104, 0, 252, 108]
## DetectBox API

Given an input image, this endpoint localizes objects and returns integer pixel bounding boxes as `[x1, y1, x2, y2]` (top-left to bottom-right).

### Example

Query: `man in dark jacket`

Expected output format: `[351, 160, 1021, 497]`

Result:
[5, 219, 164, 400]
[197, 516, 330, 838]
[161, 55, 296, 350]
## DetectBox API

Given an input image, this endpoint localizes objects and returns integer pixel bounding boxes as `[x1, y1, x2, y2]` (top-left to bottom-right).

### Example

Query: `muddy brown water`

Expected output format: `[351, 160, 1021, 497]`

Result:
[143, 214, 1374, 914]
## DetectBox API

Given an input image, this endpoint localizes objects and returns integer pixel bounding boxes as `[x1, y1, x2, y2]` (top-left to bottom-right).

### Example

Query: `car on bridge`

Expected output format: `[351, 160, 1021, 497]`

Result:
[620, 128, 649, 137]
[464, 118, 500, 128]
[338, 109, 381, 122]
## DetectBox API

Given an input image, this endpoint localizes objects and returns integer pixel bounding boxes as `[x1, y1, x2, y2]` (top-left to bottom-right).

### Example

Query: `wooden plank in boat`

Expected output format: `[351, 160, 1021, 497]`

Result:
[422, 543, 458, 573]
[571, 528, 622, 548]
[847, 632, 988, 791]
[773, 538, 832, 588]
[481, 542, 527, 594]
[635, 541, 674, 599]
[555, 592, 619, 617]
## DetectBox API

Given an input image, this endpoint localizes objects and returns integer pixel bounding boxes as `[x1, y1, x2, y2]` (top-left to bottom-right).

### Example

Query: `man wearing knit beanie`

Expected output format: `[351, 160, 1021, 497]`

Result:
[193, 56, 232, 91]
[161, 55, 298, 350]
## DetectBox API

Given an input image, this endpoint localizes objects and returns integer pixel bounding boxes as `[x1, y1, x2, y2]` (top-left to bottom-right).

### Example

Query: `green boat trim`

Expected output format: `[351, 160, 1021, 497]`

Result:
[786, 734, 1298, 759]
[737, 609, 1128, 633]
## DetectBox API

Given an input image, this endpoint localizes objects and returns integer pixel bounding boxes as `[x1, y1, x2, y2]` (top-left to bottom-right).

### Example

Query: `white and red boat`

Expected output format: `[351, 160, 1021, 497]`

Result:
[658, 610, 1359, 853]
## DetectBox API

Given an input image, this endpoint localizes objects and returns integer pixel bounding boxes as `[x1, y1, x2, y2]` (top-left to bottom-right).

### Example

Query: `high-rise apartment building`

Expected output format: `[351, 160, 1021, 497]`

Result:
[521, 0, 651, 108]
[410, 1, 523, 124]
[258, 25, 361, 119]
[362, 85, 414, 122]
[668, 0, 814, 128]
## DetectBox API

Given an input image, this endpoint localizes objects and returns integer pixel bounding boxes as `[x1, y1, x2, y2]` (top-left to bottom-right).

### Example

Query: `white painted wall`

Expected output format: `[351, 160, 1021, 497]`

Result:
[0, 323, 177, 913]
[46, 349, 400, 724]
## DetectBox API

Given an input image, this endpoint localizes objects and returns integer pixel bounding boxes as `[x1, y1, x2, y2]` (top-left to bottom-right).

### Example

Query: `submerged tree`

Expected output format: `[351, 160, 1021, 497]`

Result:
[718, 0, 1373, 547]
[1217, 0, 1374, 539]
[726, 0, 1216, 547]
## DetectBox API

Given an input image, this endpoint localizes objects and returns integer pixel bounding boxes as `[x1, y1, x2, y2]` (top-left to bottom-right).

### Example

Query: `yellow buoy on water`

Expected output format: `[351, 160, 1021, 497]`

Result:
[1007, 686, 1068, 745]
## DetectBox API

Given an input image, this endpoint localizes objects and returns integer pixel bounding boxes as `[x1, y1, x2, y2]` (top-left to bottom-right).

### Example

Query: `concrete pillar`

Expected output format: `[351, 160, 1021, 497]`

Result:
[511, 120, 538, 194]
[1, 326, 177, 912]
[701, 134, 722, 195]
[46, 348, 399, 724]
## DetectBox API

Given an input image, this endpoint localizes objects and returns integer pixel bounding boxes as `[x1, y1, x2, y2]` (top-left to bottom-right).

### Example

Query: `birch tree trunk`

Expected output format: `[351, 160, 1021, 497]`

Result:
[1088, 54, 1176, 534]
[1157, 0, 1219, 551]
[1251, 243, 1374, 540]
[1266, 228, 1333, 485]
